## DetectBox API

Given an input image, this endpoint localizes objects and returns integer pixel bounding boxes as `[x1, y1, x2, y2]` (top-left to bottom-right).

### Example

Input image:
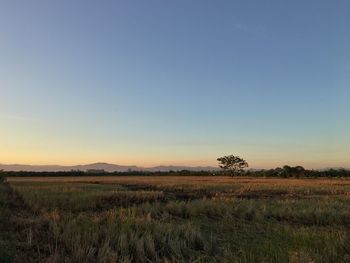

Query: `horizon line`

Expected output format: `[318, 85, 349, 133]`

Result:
[1, 162, 349, 170]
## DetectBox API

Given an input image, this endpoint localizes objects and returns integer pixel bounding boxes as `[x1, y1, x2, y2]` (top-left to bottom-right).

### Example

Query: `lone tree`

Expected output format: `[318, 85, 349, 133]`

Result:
[217, 155, 248, 176]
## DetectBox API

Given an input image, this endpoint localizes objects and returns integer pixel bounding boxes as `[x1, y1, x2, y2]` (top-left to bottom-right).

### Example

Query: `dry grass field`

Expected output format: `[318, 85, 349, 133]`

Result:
[7, 175, 350, 186]
[1, 176, 350, 262]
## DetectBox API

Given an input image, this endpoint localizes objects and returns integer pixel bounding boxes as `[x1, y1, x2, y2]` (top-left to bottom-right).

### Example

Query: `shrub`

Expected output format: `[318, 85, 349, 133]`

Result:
[0, 170, 5, 183]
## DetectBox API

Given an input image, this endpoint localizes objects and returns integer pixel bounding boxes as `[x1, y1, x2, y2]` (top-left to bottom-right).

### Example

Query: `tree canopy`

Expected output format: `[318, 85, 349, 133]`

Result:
[217, 155, 248, 176]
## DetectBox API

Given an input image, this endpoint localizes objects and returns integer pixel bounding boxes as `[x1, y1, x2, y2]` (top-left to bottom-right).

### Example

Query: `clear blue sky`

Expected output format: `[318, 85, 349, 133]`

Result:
[1, 1, 349, 168]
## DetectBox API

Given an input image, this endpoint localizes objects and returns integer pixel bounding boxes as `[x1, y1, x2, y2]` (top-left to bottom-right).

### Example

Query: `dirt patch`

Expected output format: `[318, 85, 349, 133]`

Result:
[122, 184, 217, 201]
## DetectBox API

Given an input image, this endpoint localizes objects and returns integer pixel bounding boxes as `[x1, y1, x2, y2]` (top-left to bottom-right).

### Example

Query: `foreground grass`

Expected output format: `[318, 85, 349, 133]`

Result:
[4, 177, 350, 262]
[0, 181, 16, 262]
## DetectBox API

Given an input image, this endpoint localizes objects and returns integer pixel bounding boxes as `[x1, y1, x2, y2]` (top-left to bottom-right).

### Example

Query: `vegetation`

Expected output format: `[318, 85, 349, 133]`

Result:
[1, 166, 350, 178]
[0, 177, 15, 262]
[217, 155, 249, 176]
[246, 166, 350, 178]
[1, 175, 349, 262]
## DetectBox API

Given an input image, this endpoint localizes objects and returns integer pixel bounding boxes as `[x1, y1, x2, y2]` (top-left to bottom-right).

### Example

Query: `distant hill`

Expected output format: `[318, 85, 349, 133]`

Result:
[0, 162, 218, 172]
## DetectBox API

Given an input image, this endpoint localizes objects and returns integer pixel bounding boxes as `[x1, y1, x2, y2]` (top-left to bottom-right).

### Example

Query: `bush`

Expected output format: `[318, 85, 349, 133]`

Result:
[0, 170, 5, 183]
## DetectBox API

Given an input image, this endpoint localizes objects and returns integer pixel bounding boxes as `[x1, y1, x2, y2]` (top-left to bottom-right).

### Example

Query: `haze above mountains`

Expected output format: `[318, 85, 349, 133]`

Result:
[0, 163, 218, 172]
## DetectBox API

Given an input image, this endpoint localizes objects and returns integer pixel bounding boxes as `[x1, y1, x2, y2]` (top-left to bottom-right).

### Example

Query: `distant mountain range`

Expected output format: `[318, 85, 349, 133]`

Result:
[0, 162, 219, 172]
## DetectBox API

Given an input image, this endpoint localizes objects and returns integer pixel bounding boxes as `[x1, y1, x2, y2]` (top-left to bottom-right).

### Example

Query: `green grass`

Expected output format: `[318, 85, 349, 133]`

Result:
[4, 180, 350, 262]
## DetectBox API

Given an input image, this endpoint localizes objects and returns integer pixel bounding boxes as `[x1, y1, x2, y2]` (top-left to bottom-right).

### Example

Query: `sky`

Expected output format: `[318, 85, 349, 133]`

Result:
[0, 1, 349, 168]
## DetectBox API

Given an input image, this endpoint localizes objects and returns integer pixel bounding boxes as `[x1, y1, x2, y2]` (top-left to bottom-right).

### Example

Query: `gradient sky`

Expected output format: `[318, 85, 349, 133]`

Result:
[1, 1, 349, 168]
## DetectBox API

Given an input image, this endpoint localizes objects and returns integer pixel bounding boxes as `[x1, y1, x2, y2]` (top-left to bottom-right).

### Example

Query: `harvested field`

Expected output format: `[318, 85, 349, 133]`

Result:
[2, 176, 350, 262]
[7, 175, 350, 186]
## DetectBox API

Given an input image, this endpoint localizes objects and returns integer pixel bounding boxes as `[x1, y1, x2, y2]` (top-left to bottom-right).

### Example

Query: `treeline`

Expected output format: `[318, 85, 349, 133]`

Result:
[246, 166, 350, 178]
[1, 166, 349, 178]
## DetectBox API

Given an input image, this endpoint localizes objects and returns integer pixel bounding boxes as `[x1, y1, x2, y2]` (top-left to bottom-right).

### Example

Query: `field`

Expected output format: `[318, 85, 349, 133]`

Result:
[1, 176, 350, 262]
